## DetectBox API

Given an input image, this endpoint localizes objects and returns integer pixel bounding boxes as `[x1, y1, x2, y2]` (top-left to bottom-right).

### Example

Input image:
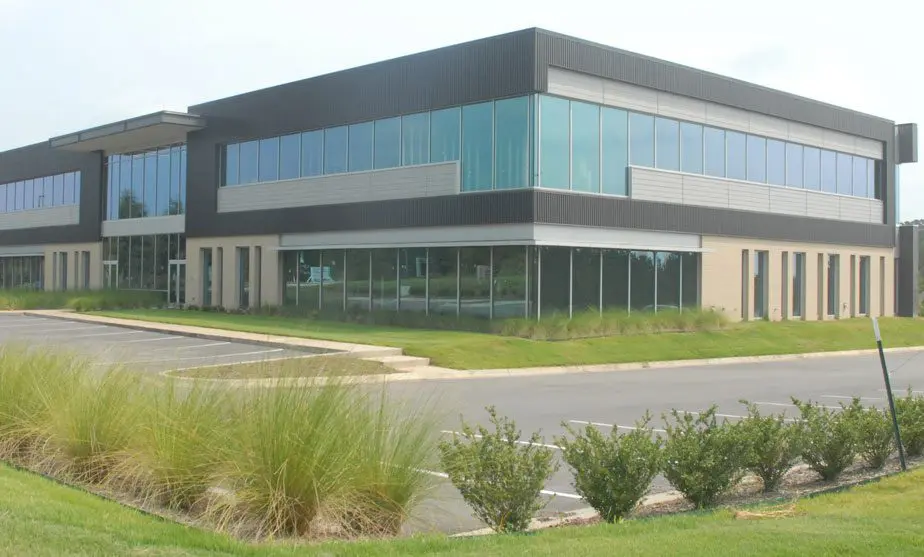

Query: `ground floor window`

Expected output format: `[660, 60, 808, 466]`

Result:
[792, 252, 805, 318]
[859, 256, 871, 315]
[826, 254, 840, 317]
[280, 245, 699, 319]
[0, 256, 44, 290]
[753, 250, 769, 319]
[100, 234, 185, 303]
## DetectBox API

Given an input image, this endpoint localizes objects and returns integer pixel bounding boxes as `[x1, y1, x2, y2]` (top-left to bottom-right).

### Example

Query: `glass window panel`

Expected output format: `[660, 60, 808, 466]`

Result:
[492, 246, 527, 319]
[156, 149, 170, 216]
[397, 248, 427, 313]
[345, 249, 371, 311]
[820, 150, 837, 193]
[539, 95, 570, 189]
[23, 179, 33, 210]
[62, 174, 73, 206]
[106, 157, 116, 218]
[753, 251, 768, 318]
[371, 248, 398, 311]
[767, 140, 786, 186]
[129, 237, 142, 289]
[792, 252, 805, 318]
[680, 252, 698, 310]
[461, 101, 494, 191]
[495, 96, 530, 190]
[746, 135, 766, 183]
[656, 252, 681, 311]
[602, 107, 629, 195]
[459, 247, 492, 318]
[74, 171, 81, 207]
[852, 157, 868, 197]
[804, 147, 821, 190]
[704, 127, 726, 178]
[14, 182, 23, 211]
[374, 117, 401, 169]
[571, 101, 600, 192]
[294, 250, 321, 308]
[629, 113, 654, 167]
[430, 107, 461, 163]
[300, 130, 324, 177]
[36, 173, 47, 210]
[869, 159, 877, 199]
[53, 173, 65, 208]
[258, 137, 279, 182]
[44, 177, 55, 208]
[324, 126, 348, 174]
[143, 152, 157, 216]
[119, 160, 132, 219]
[630, 251, 655, 312]
[180, 148, 188, 215]
[279, 133, 301, 180]
[726, 131, 746, 180]
[401, 112, 430, 166]
[680, 122, 703, 174]
[170, 147, 182, 215]
[0, 185, 6, 212]
[836, 153, 852, 195]
[428, 247, 457, 315]
[572, 248, 600, 314]
[655, 117, 680, 171]
[826, 254, 839, 316]
[282, 251, 298, 306]
[225, 144, 239, 186]
[238, 141, 259, 185]
[348, 122, 374, 172]
[539, 246, 570, 317]
[784, 143, 802, 188]
[143, 235, 156, 290]
[320, 249, 345, 312]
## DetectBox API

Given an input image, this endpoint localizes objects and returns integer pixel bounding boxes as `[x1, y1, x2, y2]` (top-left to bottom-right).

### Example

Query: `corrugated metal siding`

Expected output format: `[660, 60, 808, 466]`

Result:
[0, 206, 79, 231]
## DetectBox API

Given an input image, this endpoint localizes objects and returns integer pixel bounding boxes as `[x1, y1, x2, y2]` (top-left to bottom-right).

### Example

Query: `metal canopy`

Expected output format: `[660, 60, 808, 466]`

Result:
[49, 111, 205, 155]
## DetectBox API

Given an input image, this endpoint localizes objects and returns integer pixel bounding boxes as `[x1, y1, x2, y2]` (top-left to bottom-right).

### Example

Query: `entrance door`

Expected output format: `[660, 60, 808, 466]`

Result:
[168, 260, 186, 306]
[103, 261, 118, 289]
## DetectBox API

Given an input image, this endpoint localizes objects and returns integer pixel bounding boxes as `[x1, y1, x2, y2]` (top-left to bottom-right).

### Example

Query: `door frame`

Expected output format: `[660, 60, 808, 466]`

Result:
[168, 259, 187, 306]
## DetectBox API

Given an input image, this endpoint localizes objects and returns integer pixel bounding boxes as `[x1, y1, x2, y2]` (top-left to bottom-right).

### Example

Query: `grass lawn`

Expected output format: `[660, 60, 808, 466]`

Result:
[3, 462, 924, 556]
[173, 356, 393, 379]
[93, 309, 924, 370]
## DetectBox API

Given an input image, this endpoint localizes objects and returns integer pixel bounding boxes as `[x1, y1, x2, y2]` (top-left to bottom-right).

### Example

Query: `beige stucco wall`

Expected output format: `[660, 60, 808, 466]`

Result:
[701, 236, 894, 322]
[42, 242, 103, 291]
[186, 236, 280, 309]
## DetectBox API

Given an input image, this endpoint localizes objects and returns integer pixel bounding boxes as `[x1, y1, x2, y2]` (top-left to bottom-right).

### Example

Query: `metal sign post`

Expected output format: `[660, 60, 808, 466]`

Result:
[872, 317, 907, 472]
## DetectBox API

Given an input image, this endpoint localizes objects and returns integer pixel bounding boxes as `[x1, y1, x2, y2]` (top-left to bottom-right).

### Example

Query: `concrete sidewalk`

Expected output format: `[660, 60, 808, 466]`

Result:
[20, 310, 924, 381]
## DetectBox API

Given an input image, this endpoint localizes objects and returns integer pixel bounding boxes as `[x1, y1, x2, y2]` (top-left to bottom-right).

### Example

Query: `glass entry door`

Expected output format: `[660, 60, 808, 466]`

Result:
[103, 261, 118, 289]
[168, 260, 186, 306]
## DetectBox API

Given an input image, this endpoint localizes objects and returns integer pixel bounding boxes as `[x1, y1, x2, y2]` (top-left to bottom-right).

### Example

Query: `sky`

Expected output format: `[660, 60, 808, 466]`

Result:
[1, 0, 920, 220]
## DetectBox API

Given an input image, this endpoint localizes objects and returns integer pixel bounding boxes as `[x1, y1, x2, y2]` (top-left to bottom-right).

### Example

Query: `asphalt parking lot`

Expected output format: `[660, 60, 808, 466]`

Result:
[0, 314, 324, 373]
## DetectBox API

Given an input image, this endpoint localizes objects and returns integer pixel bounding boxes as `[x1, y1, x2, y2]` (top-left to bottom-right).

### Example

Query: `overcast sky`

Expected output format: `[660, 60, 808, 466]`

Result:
[1, 0, 920, 220]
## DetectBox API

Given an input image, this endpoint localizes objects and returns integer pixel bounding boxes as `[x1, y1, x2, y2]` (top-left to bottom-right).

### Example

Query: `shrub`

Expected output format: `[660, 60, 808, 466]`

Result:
[662, 406, 745, 508]
[439, 406, 558, 533]
[843, 400, 894, 470]
[895, 390, 924, 457]
[792, 398, 858, 481]
[736, 402, 801, 492]
[556, 414, 662, 522]
[0, 288, 163, 311]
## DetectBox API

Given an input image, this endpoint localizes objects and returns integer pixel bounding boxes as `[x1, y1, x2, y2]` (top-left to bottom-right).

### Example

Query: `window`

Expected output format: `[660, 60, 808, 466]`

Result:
[0, 185, 5, 212]
[629, 113, 654, 167]
[279, 133, 301, 180]
[461, 102, 494, 191]
[786, 143, 806, 188]
[803, 147, 821, 190]
[680, 252, 698, 310]
[53, 174, 65, 208]
[765, 140, 785, 186]
[572, 248, 601, 313]
[430, 107, 460, 163]
[726, 131, 746, 180]
[601, 107, 629, 195]
[836, 153, 852, 195]
[869, 159, 879, 199]
[374, 117, 401, 169]
[143, 152, 157, 216]
[655, 117, 680, 171]
[156, 149, 170, 215]
[852, 157, 868, 197]
[571, 101, 600, 192]
[820, 150, 837, 193]
[680, 122, 703, 174]
[459, 247, 493, 317]
[324, 126, 348, 174]
[401, 112, 429, 166]
[656, 252, 681, 311]
[257, 137, 279, 182]
[859, 256, 870, 315]
[119, 159, 132, 218]
[741, 250, 750, 320]
[238, 247, 250, 308]
[539, 246, 570, 317]
[792, 252, 805, 318]
[630, 251, 655, 311]
[172, 147, 184, 215]
[704, 127, 726, 177]
[348, 122, 374, 172]
[827, 254, 839, 317]
[23, 179, 33, 210]
[178, 148, 186, 213]
[539, 95, 570, 189]
[753, 251, 768, 319]
[495, 96, 530, 189]
[300, 130, 324, 177]
[13, 182, 22, 211]
[602, 249, 629, 310]
[225, 143, 240, 186]
[746, 135, 766, 183]
[239, 141, 259, 185]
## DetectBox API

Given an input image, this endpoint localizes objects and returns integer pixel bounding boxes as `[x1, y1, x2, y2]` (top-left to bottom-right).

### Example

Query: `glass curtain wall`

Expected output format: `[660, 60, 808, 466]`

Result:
[106, 145, 186, 221]
[281, 246, 699, 319]
[0, 256, 44, 290]
[0, 172, 80, 214]
[101, 234, 184, 297]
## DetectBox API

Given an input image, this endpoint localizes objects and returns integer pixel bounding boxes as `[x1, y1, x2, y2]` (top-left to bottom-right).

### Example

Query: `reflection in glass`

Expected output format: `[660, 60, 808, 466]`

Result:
[282, 251, 298, 306]
[602, 250, 629, 310]
[143, 152, 157, 216]
[225, 144, 239, 186]
[539, 96, 570, 189]
[836, 153, 852, 195]
[571, 102, 600, 192]
[430, 107, 461, 163]
[371, 249, 397, 311]
[680, 252, 698, 310]
[324, 126, 348, 174]
[402, 112, 429, 166]
[239, 141, 259, 185]
[726, 132, 746, 180]
[655, 117, 679, 171]
[792, 252, 805, 318]
[572, 248, 600, 313]
[852, 157, 868, 197]
[428, 247, 458, 315]
[348, 122, 374, 172]
[398, 248, 428, 313]
[459, 247, 492, 317]
[258, 137, 279, 182]
[494, 97, 530, 189]
[279, 134, 301, 180]
[374, 118, 401, 170]
[767, 140, 785, 186]
[461, 102, 494, 191]
[119, 160, 132, 219]
[630, 251, 655, 311]
[629, 113, 654, 167]
[540, 246, 570, 317]
[820, 150, 837, 193]
[156, 149, 171, 216]
[680, 122, 703, 174]
[300, 131, 324, 177]
[492, 246, 527, 319]
[321, 250, 345, 312]
[704, 127, 726, 177]
[746, 135, 766, 183]
[803, 147, 820, 190]
[657, 252, 681, 311]
[602, 107, 629, 195]
[345, 250, 370, 311]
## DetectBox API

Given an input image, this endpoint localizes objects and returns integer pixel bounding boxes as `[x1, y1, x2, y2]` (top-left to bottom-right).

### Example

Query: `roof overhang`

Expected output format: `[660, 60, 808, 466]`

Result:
[49, 111, 206, 154]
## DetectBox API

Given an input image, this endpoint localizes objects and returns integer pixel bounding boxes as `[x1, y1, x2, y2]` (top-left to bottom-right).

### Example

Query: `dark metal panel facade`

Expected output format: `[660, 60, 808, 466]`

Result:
[896, 225, 918, 316]
[0, 142, 102, 246]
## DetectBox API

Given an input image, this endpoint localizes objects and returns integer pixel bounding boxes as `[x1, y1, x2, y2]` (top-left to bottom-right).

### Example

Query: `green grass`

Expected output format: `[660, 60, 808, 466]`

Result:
[0, 288, 163, 311]
[2, 462, 924, 556]
[94, 309, 924, 370]
[174, 357, 394, 380]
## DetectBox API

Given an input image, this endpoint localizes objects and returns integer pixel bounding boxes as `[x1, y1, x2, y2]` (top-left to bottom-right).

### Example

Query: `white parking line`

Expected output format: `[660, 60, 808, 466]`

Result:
[150, 342, 232, 352]
[755, 401, 842, 410]
[569, 420, 667, 434]
[416, 468, 581, 500]
[821, 395, 885, 402]
[67, 330, 144, 339]
[0, 322, 60, 329]
[683, 410, 799, 423]
[880, 389, 924, 395]
[115, 336, 183, 344]
[100, 348, 285, 365]
[441, 430, 560, 450]
[17, 325, 108, 334]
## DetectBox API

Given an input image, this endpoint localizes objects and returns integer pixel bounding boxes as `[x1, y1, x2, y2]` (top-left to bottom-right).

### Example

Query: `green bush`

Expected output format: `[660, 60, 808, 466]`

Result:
[439, 407, 558, 533]
[556, 414, 662, 522]
[662, 406, 745, 508]
[843, 400, 894, 470]
[0, 288, 163, 311]
[736, 402, 801, 492]
[896, 390, 924, 457]
[793, 398, 858, 481]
